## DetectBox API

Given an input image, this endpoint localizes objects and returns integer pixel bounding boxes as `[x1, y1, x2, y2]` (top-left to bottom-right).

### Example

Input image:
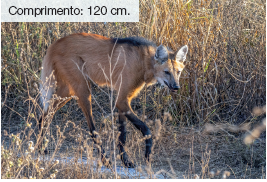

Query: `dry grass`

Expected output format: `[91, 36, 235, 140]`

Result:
[1, 0, 266, 179]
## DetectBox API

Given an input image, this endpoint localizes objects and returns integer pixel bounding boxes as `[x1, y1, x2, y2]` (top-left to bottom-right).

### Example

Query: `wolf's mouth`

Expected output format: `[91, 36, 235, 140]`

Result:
[164, 81, 177, 92]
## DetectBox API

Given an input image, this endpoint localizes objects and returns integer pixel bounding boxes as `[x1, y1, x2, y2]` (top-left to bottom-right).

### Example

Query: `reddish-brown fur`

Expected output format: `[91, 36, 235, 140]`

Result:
[41, 33, 158, 112]
[39, 33, 188, 167]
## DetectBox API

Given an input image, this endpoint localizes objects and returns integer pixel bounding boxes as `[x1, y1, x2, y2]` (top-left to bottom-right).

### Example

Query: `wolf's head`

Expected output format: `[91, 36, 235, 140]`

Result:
[153, 45, 188, 92]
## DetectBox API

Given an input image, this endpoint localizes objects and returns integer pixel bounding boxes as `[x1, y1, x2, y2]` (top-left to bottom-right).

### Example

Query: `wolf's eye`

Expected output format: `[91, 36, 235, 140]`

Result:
[177, 71, 181, 74]
[164, 71, 170, 75]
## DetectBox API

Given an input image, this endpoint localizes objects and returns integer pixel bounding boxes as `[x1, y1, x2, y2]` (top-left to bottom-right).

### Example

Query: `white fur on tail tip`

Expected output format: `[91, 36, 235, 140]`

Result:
[40, 82, 53, 113]
[40, 57, 54, 113]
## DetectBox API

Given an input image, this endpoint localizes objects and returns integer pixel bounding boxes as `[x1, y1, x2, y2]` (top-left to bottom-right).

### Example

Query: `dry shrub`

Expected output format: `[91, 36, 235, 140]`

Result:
[203, 105, 266, 145]
[244, 105, 266, 145]
[243, 118, 266, 145]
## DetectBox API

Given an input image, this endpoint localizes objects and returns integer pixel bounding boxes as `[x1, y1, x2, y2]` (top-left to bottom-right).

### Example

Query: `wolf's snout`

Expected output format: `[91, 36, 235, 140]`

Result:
[173, 85, 180, 90]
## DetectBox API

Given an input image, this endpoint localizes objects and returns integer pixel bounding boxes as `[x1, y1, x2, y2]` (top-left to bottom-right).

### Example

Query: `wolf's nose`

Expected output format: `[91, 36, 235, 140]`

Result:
[173, 85, 180, 90]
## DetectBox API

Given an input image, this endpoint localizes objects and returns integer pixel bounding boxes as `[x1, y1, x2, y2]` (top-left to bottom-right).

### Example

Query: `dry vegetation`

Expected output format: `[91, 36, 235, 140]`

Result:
[1, 0, 266, 179]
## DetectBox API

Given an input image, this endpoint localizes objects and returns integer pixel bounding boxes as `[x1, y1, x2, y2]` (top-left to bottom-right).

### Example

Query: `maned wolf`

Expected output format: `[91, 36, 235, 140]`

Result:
[39, 33, 188, 168]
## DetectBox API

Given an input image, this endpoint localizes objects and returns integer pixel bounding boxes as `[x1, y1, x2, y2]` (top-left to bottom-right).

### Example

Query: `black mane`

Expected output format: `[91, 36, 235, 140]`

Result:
[112, 37, 156, 47]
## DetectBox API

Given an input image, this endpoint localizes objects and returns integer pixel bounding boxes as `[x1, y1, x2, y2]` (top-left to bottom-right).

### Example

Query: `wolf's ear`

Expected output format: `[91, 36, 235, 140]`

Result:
[176, 45, 188, 62]
[154, 45, 168, 64]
